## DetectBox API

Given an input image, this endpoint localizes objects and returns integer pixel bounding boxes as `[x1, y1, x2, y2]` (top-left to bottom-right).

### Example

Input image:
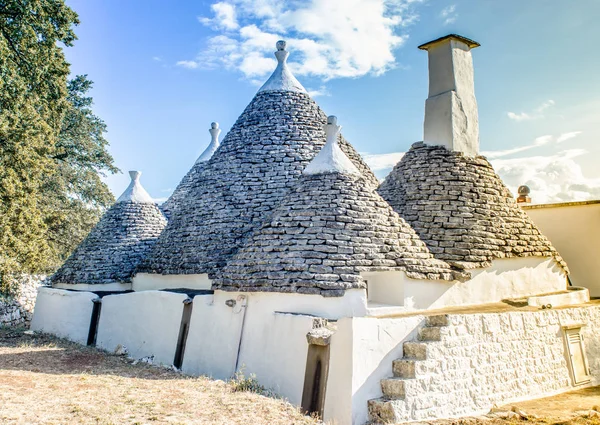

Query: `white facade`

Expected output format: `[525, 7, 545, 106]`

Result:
[132, 272, 212, 291]
[524, 200, 600, 297]
[30, 287, 97, 344]
[96, 290, 188, 365]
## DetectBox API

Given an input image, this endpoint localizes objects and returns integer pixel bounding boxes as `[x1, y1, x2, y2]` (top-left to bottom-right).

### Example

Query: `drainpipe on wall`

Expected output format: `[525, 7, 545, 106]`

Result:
[229, 295, 248, 374]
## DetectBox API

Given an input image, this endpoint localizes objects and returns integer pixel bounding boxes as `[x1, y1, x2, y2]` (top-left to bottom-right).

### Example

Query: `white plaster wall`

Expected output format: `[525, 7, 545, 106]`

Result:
[182, 293, 244, 379]
[525, 203, 600, 297]
[323, 317, 354, 425]
[362, 271, 404, 306]
[376, 305, 600, 422]
[325, 304, 600, 425]
[131, 273, 212, 291]
[182, 289, 367, 403]
[239, 312, 315, 405]
[96, 291, 187, 365]
[30, 287, 97, 344]
[404, 257, 566, 310]
[53, 282, 131, 292]
[352, 316, 424, 425]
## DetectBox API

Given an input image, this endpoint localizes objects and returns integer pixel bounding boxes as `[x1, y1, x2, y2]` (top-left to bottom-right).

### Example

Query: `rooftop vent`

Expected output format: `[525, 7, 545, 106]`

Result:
[516, 185, 531, 204]
[117, 171, 154, 203]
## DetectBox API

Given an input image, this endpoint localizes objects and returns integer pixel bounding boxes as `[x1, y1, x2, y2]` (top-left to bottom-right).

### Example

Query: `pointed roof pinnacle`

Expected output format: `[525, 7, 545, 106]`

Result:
[196, 122, 221, 163]
[117, 171, 154, 203]
[303, 116, 361, 176]
[258, 40, 307, 94]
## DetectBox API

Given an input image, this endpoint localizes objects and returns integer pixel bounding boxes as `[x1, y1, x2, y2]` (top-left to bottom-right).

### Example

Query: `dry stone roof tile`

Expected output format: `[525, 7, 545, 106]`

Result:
[51, 201, 167, 285]
[213, 172, 467, 296]
[378, 143, 569, 273]
[138, 90, 379, 276]
[161, 123, 221, 220]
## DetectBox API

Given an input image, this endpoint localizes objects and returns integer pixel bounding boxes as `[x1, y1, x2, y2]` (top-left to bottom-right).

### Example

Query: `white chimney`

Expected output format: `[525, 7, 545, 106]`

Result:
[419, 34, 480, 157]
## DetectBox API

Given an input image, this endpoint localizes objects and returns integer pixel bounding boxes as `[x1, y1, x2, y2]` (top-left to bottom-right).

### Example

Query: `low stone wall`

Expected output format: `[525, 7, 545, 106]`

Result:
[0, 275, 47, 327]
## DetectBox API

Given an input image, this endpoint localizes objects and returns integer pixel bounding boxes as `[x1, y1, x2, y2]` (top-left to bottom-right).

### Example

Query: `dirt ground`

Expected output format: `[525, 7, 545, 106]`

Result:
[0, 328, 319, 425]
[394, 387, 600, 425]
[0, 328, 598, 425]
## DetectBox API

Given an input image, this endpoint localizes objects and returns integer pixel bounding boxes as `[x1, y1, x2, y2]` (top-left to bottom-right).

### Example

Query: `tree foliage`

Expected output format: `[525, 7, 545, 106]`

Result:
[0, 1, 117, 291]
[44, 75, 118, 269]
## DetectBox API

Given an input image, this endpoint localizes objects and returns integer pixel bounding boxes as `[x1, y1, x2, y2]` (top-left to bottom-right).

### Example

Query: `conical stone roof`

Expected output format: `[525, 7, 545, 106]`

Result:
[51, 171, 167, 285]
[138, 42, 378, 276]
[161, 122, 222, 219]
[378, 143, 568, 272]
[213, 118, 465, 297]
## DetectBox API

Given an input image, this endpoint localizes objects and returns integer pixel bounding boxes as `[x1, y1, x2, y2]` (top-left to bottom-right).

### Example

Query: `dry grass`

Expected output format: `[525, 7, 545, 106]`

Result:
[1, 328, 598, 425]
[0, 328, 320, 425]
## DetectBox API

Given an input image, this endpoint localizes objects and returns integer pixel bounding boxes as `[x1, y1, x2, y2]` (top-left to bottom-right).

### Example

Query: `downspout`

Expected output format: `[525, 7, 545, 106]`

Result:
[229, 295, 248, 374]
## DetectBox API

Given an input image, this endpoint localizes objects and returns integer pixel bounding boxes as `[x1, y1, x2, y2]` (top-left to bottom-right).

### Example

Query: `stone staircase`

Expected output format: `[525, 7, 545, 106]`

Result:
[367, 314, 449, 424]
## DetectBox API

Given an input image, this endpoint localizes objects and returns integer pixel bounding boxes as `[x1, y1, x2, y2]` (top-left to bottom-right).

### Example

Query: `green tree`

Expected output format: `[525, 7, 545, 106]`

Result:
[0, 0, 79, 290]
[44, 75, 118, 268]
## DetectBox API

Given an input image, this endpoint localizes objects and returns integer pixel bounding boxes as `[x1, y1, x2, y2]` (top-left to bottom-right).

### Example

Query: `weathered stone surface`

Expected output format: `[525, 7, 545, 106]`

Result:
[0, 275, 46, 327]
[51, 202, 167, 285]
[139, 90, 379, 276]
[369, 304, 600, 423]
[214, 172, 465, 296]
[378, 144, 568, 272]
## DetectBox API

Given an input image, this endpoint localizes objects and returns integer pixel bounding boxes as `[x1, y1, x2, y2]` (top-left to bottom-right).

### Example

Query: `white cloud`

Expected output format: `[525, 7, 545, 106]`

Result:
[491, 149, 600, 204]
[152, 56, 162, 62]
[369, 131, 597, 204]
[199, 2, 239, 30]
[307, 85, 330, 98]
[557, 131, 583, 143]
[507, 99, 555, 122]
[440, 4, 457, 25]
[482, 134, 552, 159]
[363, 151, 405, 171]
[176, 60, 199, 69]
[183, 0, 422, 82]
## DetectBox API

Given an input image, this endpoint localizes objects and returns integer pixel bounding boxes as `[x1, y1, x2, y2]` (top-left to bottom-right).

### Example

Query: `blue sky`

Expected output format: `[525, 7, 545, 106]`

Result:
[65, 0, 600, 204]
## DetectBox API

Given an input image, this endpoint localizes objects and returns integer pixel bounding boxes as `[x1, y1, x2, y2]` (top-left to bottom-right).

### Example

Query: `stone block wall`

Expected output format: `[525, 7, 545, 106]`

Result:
[370, 305, 600, 423]
[0, 275, 46, 327]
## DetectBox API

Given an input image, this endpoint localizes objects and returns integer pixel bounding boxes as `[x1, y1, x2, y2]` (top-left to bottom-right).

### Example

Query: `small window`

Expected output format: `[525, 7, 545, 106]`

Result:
[563, 325, 591, 386]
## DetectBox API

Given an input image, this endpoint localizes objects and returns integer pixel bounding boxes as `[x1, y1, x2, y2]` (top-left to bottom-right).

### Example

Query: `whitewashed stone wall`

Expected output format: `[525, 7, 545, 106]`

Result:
[369, 305, 600, 423]
[0, 275, 46, 327]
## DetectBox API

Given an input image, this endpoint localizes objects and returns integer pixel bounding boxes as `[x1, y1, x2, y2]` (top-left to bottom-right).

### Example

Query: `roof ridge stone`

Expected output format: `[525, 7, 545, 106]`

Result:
[258, 40, 307, 94]
[304, 116, 361, 176]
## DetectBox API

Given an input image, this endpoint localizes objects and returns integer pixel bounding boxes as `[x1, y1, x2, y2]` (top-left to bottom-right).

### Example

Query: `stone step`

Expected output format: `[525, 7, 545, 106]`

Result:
[419, 326, 443, 341]
[368, 398, 403, 424]
[403, 341, 428, 360]
[392, 359, 416, 378]
[426, 314, 449, 327]
[380, 377, 406, 399]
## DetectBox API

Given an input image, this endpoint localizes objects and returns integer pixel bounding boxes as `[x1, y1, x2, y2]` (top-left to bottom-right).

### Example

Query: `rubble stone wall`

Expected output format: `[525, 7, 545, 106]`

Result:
[0, 275, 46, 327]
[361, 304, 600, 424]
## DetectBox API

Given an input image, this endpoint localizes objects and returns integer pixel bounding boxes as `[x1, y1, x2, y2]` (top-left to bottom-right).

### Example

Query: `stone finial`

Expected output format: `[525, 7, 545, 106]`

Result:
[303, 116, 361, 176]
[420, 34, 480, 157]
[258, 40, 307, 94]
[196, 122, 221, 163]
[516, 185, 531, 204]
[117, 170, 154, 203]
